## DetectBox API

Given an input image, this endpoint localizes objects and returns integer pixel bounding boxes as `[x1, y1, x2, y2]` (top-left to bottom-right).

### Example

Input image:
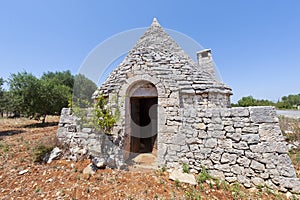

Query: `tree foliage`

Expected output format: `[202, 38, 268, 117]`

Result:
[72, 74, 97, 108]
[276, 94, 300, 109]
[2, 70, 98, 123]
[0, 78, 6, 116]
[41, 70, 74, 89]
[233, 94, 300, 110]
[7, 71, 71, 123]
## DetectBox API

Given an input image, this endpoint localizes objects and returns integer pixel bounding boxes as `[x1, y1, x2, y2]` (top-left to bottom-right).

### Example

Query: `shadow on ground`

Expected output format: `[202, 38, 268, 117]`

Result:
[0, 130, 25, 137]
[21, 122, 58, 128]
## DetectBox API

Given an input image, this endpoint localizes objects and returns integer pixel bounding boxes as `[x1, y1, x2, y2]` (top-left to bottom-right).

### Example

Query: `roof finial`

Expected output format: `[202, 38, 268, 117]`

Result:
[151, 17, 160, 26]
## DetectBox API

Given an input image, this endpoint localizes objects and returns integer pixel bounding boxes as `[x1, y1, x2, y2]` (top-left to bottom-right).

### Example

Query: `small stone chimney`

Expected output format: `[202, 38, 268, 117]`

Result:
[197, 49, 215, 78]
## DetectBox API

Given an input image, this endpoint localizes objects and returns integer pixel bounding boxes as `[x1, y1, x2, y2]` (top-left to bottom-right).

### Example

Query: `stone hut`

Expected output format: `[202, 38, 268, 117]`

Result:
[57, 18, 300, 193]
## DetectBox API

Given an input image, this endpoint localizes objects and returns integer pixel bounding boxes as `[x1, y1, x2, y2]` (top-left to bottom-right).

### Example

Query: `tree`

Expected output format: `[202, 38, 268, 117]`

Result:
[236, 96, 256, 107]
[8, 71, 71, 123]
[8, 72, 40, 117]
[72, 74, 97, 107]
[0, 78, 5, 117]
[234, 96, 275, 107]
[276, 94, 300, 109]
[36, 78, 70, 123]
[41, 70, 74, 90]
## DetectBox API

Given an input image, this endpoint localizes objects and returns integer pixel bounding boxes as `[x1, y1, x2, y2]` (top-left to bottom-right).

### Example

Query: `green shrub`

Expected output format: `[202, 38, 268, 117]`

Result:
[32, 143, 54, 163]
[229, 182, 244, 200]
[296, 151, 300, 163]
[94, 94, 118, 134]
[160, 165, 166, 172]
[197, 167, 211, 184]
[182, 163, 190, 173]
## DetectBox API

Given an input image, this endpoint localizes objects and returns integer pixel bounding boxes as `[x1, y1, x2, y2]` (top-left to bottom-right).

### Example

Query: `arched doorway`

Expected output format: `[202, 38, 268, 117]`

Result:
[124, 81, 158, 165]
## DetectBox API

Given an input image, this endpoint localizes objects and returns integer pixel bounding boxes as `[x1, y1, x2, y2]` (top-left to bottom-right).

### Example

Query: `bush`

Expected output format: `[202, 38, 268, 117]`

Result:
[182, 163, 190, 173]
[32, 143, 54, 163]
[197, 167, 211, 184]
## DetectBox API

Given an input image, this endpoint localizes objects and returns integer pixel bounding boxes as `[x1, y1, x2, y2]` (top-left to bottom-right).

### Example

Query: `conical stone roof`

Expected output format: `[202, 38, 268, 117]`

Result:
[98, 18, 232, 96]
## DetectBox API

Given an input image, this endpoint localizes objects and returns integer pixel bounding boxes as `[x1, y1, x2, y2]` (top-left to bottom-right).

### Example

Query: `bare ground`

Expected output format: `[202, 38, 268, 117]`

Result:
[0, 116, 297, 199]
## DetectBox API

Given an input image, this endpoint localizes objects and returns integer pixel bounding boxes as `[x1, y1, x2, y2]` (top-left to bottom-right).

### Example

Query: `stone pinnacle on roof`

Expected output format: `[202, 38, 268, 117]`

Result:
[151, 17, 160, 26]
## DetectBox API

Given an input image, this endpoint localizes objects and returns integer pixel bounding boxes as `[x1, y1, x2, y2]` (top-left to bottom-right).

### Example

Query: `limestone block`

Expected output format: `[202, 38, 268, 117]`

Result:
[265, 180, 278, 190]
[226, 132, 241, 142]
[198, 123, 206, 130]
[225, 176, 237, 183]
[251, 177, 264, 186]
[241, 134, 260, 144]
[242, 126, 258, 133]
[57, 127, 67, 138]
[214, 164, 231, 172]
[200, 159, 213, 169]
[231, 107, 250, 117]
[189, 144, 200, 152]
[169, 144, 181, 152]
[250, 160, 265, 172]
[231, 164, 244, 175]
[207, 123, 224, 131]
[249, 106, 278, 123]
[199, 148, 212, 156]
[259, 123, 285, 142]
[237, 175, 251, 188]
[204, 138, 218, 148]
[237, 156, 251, 167]
[186, 137, 202, 144]
[220, 109, 231, 117]
[244, 167, 255, 177]
[259, 172, 269, 179]
[233, 121, 244, 128]
[220, 152, 237, 164]
[203, 118, 211, 124]
[211, 131, 226, 139]
[236, 128, 242, 133]
[249, 142, 287, 154]
[172, 134, 186, 145]
[280, 178, 300, 193]
[224, 126, 235, 133]
[209, 170, 225, 179]
[277, 165, 297, 178]
[73, 132, 89, 139]
[223, 120, 233, 126]
[210, 152, 221, 163]
[232, 141, 249, 150]
[217, 139, 232, 149]
[260, 153, 276, 164]
[83, 163, 97, 175]
[225, 148, 244, 155]
[169, 170, 197, 185]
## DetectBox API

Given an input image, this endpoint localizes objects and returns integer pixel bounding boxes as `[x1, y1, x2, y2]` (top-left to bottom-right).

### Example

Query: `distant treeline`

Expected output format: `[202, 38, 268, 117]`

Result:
[232, 95, 300, 110]
[0, 70, 97, 123]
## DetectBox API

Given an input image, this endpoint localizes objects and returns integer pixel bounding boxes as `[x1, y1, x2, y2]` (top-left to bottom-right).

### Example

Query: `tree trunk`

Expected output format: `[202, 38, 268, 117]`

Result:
[41, 115, 46, 125]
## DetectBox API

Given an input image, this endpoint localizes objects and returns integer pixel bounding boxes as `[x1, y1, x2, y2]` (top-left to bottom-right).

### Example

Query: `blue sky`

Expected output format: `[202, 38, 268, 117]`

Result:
[0, 0, 300, 102]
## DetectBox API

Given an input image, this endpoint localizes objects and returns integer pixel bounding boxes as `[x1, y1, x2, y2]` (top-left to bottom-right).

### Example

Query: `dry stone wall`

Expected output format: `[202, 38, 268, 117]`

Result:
[57, 104, 300, 193]
[162, 102, 300, 193]
[56, 108, 125, 169]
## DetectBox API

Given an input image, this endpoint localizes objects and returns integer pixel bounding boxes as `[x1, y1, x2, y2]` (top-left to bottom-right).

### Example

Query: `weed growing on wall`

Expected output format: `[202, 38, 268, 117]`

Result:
[94, 94, 119, 134]
[70, 94, 119, 135]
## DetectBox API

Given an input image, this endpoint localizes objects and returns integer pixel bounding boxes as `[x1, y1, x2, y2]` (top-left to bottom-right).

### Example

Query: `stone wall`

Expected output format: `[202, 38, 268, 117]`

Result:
[56, 108, 125, 169]
[162, 104, 300, 193]
[57, 105, 300, 193]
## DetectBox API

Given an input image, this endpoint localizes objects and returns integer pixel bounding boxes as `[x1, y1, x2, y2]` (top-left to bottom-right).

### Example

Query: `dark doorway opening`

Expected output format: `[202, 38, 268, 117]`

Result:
[130, 97, 157, 154]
